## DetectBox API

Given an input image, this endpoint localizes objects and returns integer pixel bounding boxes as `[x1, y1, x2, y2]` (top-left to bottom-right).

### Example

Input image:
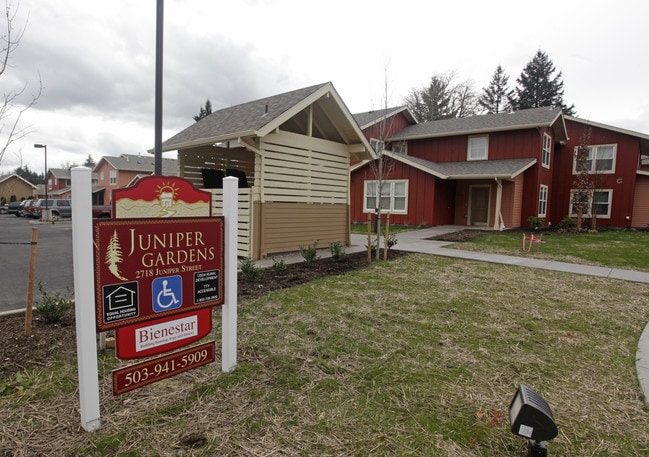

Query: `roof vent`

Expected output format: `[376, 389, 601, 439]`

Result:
[263, 104, 269, 116]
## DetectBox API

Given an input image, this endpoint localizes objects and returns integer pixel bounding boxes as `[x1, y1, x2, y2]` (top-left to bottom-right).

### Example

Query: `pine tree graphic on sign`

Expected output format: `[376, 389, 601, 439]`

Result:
[105, 230, 127, 280]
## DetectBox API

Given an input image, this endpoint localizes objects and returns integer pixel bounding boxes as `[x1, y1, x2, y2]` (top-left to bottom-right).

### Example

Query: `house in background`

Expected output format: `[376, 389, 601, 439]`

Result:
[161, 82, 375, 259]
[0, 173, 38, 203]
[351, 106, 649, 230]
[551, 116, 649, 228]
[93, 153, 179, 205]
[41, 168, 73, 199]
[351, 107, 568, 229]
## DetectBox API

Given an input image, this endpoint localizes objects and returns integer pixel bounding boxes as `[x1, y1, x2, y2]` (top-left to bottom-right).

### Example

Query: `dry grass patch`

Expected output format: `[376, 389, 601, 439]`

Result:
[1, 254, 648, 456]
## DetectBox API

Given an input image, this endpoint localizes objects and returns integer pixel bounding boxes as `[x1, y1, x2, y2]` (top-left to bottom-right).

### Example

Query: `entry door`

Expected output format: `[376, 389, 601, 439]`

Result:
[470, 186, 490, 226]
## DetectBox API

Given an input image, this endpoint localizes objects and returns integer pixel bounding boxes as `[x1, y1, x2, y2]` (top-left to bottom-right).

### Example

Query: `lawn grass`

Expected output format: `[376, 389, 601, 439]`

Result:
[451, 229, 649, 271]
[1, 254, 649, 455]
[351, 223, 420, 235]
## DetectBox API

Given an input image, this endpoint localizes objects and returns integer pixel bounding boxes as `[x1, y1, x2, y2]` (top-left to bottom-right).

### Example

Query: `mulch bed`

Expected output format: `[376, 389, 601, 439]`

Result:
[0, 250, 408, 380]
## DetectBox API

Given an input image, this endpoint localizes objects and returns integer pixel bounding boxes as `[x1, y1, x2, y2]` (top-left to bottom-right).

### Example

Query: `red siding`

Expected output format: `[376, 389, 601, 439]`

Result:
[550, 119, 641, 227]
[363, 113, 413, 141]
[632, 175, 649, 228]
[350, 161, 441, 227]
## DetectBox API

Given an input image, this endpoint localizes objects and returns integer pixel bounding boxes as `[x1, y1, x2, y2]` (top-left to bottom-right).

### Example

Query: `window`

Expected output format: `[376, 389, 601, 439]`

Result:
[390, 141, 408, 155]
[100, 171, 105, 180]
[569, 189, 612, 218]
[538, 185, 548, 217]
[370, 138, 384, 154]
[109, 170, 117, 185]
[468, 135, 488, 160]
[363, 180, 408, 214]
[573, 144, 616, 174]
[542, 133, 551, 168]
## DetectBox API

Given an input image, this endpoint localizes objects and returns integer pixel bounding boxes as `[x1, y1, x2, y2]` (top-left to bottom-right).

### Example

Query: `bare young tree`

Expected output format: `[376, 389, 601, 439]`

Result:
[572, 127, 595, 231]
[367, 70, 402, 260]
[0, 0, 42, 168]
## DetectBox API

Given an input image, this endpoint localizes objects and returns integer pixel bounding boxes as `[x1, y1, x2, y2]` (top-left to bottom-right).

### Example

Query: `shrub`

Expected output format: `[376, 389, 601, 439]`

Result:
[36, 282, 72, 323]
[527, 216, 545, 230]
[557, 216, 578, 231]
[329, 241, 346, 261]
[368, 234, 398, 256]
[300, 241, 319, 266]
[272, 257, 287, 274]
[240, 257, 261, 282]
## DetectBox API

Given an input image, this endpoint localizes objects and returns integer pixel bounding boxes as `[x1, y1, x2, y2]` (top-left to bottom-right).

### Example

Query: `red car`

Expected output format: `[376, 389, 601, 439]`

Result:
[17, 199, 36, 217]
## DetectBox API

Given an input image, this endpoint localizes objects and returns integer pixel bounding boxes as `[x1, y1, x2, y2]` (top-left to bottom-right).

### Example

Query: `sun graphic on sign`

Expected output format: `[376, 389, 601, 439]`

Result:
[156, 182, 180, 210]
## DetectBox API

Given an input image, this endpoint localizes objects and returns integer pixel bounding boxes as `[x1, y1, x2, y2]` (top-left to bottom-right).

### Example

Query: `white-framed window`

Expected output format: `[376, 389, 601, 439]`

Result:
[573, 144, 617, 174]
[542, 133, 551, 168]
[363, 180, 408, 214]
[370, 138, 385, 154]
[390, 141, 407, 155]
[569, 189, 613, 218]
[109, 169, 117, 185]
[100, 171, 105, 180]
[467, 135, 488, 161]
[538, 184, 548, 217]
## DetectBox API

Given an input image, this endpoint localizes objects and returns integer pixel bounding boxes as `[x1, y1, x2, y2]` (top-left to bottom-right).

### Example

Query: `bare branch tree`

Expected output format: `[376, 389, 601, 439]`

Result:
[0, 0, 42, 167]
[366, 69, 405, 260]
[572, 127, 593, 231]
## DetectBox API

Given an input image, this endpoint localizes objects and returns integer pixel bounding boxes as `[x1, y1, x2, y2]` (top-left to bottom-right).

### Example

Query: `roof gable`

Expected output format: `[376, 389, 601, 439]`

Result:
[353, 106, 417, 130]
[161, 82, 375, 160]
[388, 107, 567, 142]
[0, 173, 38, 188]
[565, 115, 649, 153]
[96, 154, 179, 174]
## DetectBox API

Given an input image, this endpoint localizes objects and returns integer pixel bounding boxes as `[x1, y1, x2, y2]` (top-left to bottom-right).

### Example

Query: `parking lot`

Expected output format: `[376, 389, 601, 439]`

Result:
[0, 214, 74, 313]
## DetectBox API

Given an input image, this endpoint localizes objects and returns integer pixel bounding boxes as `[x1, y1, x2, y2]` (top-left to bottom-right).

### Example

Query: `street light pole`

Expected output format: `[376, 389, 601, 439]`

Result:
[34, 144, 48, 213]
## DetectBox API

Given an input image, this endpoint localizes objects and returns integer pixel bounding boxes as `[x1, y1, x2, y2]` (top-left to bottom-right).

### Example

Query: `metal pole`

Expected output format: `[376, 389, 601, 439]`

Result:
[44, 145, 48, 211]
[154, 0, 163, 175]
[34, 144, 48, 211]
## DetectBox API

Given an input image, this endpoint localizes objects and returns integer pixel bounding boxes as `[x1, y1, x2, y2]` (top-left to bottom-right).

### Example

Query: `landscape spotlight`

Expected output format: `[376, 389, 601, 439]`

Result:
[509, 384, 558, 456]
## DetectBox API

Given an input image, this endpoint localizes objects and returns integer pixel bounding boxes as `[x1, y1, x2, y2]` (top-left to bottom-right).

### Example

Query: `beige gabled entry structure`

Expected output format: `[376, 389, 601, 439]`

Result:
[161, 83, 376, 259]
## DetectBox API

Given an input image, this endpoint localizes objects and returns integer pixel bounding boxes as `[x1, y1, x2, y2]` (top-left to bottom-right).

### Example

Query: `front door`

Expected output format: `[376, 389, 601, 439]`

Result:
[470, 186, 490, 226]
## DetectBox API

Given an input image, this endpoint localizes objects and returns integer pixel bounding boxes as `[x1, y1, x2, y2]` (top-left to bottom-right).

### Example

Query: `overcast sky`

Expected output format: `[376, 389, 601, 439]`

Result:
[2, 0, 648, 175]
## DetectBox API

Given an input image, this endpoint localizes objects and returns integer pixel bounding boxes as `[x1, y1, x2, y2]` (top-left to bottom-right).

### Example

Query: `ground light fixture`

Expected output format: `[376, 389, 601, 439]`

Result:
[509, 384, 558, 456]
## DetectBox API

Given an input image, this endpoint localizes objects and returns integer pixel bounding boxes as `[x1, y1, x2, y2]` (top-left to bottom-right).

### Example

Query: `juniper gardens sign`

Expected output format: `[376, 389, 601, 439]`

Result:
[93, 217, 224, 331]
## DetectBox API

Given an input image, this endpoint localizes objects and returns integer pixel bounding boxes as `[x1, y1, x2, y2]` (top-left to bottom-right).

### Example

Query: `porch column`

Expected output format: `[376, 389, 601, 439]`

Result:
[494, 178, 503, 230]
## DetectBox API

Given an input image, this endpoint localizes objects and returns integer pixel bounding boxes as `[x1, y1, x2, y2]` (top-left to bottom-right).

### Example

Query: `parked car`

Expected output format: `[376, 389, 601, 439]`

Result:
[0, 204, 7, 214]
[6, 201, 21, 215]
[33, 198, 72, 219]
[17, 199, 36, 217]
[92, 205, 112, 218]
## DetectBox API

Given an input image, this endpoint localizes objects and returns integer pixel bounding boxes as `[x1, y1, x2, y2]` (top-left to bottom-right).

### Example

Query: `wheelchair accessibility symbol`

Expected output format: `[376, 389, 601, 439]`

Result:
[152, 275, 182, 312]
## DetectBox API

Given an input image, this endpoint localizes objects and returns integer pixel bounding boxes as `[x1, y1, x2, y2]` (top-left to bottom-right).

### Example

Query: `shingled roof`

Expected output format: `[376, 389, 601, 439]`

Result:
[353, 106, 417, 130]
[101, 154, 179, 175]
[382, 151, 537, 180]
[161, 82, 374, 160]
[388, 106, 568, 142]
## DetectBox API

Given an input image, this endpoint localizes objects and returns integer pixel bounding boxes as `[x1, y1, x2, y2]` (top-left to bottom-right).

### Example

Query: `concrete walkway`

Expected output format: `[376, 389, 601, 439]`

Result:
[262, 226, 649, 407]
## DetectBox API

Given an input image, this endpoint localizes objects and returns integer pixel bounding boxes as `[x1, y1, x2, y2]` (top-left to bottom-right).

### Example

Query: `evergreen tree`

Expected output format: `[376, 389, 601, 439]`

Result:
[83, 154, 96, 168]
[512, 50, 575, 115]
[479, 65, 514, 114]
[193, 99, 213, 122]
[14, 165, 44, 184]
